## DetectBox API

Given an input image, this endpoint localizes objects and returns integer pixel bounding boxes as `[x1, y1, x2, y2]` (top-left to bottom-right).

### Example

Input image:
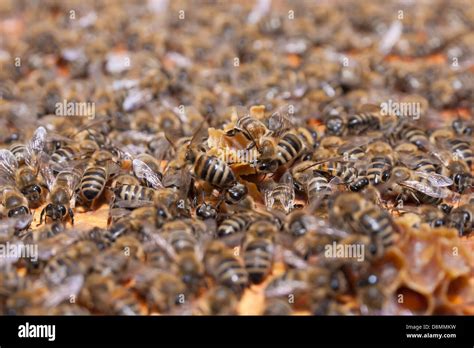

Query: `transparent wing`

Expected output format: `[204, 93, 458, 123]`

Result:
[133, 159, 164, 190]
[267, 104, 294, 134]
[25, 126, 47, 166]
[38, 153, 56, 191]
[112, 198, 154, 209]
[0, 149, 18, 179]
[414, 171, 453, 187]
[401, 180, 448, 198]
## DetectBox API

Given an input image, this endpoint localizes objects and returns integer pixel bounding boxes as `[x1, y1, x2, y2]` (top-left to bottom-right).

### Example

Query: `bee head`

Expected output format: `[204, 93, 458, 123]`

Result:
[225, 183, 248, 203]
[257, 159, 278, 173]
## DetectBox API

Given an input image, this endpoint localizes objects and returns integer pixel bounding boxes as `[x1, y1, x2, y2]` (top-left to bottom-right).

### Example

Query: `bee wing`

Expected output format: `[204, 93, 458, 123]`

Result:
[401, 180, 448, 198]
[414, 171, 453, 187]
[38, 153, 56, 191]
[149, 231, 178, 262]
[43, 274, 84, 308]
[112, 199, 154, 209]
[0, 149, 18, 179]
[267, 104, 294, 135]
[132, 159, 164, 190]
[337, 136, 376, 155]
[25, 126, 47, 166]
[280, 171, 294, 187]
[54, 170, 81, 197]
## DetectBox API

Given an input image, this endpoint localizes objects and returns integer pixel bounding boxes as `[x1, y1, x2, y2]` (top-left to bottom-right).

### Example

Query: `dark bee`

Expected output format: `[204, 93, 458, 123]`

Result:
[330, 192, 395, 259]
[242, 219, 277, 284]
[257, 130, 305, 173]
[1, 187, 31, 220]
[187, 147, 248, 204]
[448, 201, 474, 237]
[204, 240, 248, 296]
[40, 170, 81, 225]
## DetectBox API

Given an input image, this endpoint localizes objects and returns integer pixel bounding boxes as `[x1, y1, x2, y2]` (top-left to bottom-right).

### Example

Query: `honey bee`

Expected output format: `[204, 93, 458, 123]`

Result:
[152, 220, 207, 294]
[242, 219, 278, 284]
[322, 103, 347, 136]
[197, 285, 238, 315]
[0, 127, 48, 208]
[143, 271, 186, 314]
[186, 146, 248, 204]
[0, 186, 31, 220]
[225, 111, 269, 150]
[452, 117, 473, 137]
[382, 166, 456, 205]
[446, 160, 473, 193]
[264, 172, 295, 213]
[257, 130, 306, 173]
[79, 273, 142, 315]
[263, 298, 293, 315]
[330, 192, 395, 259]
[40, 169, 82, 225]
[112, 184, 157, 209]
[356, 273, 386, 315]
[397, 204, 448, 229]
[347, 109, 381, 135]
[43, 240, 97, 286]
[204, 240, 248, 296]
[79, 150, 118, 208]
[448, 199, 474, 237]
[216, 211, 255, 245]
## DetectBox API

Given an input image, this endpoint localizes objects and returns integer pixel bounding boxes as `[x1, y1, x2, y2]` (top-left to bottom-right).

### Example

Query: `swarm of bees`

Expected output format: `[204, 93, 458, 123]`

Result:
[0, 0, 473, 315]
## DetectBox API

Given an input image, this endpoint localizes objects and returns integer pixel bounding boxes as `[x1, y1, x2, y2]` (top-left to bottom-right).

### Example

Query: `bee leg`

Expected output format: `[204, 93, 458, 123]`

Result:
[69, 208, 75, 225]
[38, 206, 47, 226]
[410, 192, 421, 205]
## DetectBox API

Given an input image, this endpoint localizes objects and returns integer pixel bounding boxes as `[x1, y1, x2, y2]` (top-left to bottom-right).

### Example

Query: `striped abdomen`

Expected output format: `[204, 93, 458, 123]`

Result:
[276, 132, 304, 166]
[217, 213, 253, 238]
[367, 156, 392, 184]
[51, 146, 78, 164]
[213, 253, 248, 294]
[315, 161, 358, 183]
[194, 154, 235, 187]
[306, 173, 331, 201]
[347, 112, 380, 134]
[9, 143, 28, 165]
[448, 139, 473, 166]
[243, 238, 273, 284]
[411, 155, 436, 173]
[168, 230, 197, 254]
[399, 125, 428, 149]
[359, 207, 394, 250]
[80, 166, 107, 201]
[114, 185, 156, 203]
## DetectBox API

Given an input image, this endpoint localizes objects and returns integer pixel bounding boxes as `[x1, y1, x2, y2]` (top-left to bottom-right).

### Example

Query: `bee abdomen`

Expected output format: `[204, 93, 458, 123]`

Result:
[347, 113, 380, 134]
[51, 146, 76, 163]
[217, 214, 250, 238]
[80, 167, 107, 201]
[195, 154, 235, 187]
[215, 256, 248, 292]
[244, 239, 273, 284]
[115, 185, 155, 202]
[169, 230, 196, 254]
[277, 133, 304, 165]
